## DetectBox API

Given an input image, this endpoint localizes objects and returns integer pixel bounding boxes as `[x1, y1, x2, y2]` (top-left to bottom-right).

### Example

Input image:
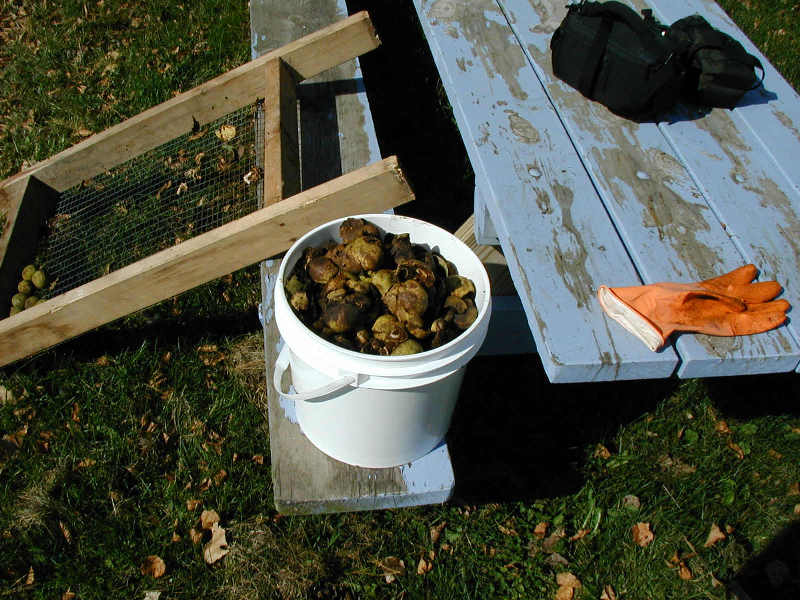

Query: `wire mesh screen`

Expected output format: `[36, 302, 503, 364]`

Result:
[35, 101, 264, 299]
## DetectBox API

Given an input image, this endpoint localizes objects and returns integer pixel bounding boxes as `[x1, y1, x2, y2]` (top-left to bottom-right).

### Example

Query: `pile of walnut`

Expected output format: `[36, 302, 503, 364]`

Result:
[285, 218, 479, 356]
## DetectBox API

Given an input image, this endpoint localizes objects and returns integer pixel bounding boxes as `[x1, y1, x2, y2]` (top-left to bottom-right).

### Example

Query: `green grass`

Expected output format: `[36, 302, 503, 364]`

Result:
[2, 1, 800, 599]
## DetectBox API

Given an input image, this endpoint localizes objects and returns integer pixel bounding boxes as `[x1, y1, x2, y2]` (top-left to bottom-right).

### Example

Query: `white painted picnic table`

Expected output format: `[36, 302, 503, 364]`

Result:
[413, 0, 800, 382]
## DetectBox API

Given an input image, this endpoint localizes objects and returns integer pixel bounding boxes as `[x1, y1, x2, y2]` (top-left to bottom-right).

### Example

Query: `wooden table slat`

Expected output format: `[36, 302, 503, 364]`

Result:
[413, 0, 679, 382]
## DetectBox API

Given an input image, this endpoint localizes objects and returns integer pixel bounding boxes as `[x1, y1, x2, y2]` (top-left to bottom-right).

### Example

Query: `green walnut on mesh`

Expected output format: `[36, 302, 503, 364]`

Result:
[285, 217, 479, 356]
[9, 264, 47, 317]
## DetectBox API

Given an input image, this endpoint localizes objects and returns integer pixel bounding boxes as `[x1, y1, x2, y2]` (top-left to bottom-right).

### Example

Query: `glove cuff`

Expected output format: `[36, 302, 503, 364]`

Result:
[597, 286, 665, 351]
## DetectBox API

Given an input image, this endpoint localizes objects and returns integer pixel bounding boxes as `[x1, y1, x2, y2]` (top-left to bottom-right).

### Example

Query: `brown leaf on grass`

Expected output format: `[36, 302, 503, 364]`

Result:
[252, 454, 264, 465]
[140, 555, 166, 578]
[189, 528, 203, 544]
[554, 586, 573, 600]
[727, 439, 745, 460]
[556, 572, 581, 588]
[544, 553, 569, 568]
[768, 449, 783, 460]
[3, 425, 27, 448]
[678, 562, 693, 580]
[203, 523, 229, 564]
[198, 478, 212, 492]
[25, 566, 34, 585]
[171, 531, 181, 543]
[600, 584, 617, 600]
[542, 529, 566, 553]
[658, 454, 696, 475]
[534, 522, 548, 538]
[793, 504, 800, 516]
[416, 556, 433, 575]
[704, 523, 726, 548]
[62, 589, 76, 600]
[186, 499, 201, 511]
[213, 469, 227, 486]
[498, 524, 518, 536]
[95, 355, 110, 366]
[569, 529, 590, 542]
[200, 510, 220, 530]
[430, 521, 447, 544]
[71, 403, 80, 423]
[379, 557, 406, 582]
[76, 127, 93, 137]
[59, 521, 72, 544]
[594, 444, 611, 459]
[787, 482, 800, 497]
[715, 420, 731, 434]
[76, 458, 96, 468]
[0, 385, 15, 405]
[622, 495, 641, 510]
[632, 522, 654, 547]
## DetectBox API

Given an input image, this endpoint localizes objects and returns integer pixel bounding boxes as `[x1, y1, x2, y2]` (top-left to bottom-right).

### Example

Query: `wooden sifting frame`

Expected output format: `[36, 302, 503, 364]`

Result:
[0, 11, 415, 367]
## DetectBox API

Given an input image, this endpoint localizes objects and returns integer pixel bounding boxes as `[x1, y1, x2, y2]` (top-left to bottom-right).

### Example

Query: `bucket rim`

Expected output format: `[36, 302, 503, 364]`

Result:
[275, 213, 492, 364]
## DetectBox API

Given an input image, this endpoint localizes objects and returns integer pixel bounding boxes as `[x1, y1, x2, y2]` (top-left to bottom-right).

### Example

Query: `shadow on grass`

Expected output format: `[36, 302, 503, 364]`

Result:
[731, 521, 800, 600]
[705, 373, 800, 420]
[447, 354, 679, 503]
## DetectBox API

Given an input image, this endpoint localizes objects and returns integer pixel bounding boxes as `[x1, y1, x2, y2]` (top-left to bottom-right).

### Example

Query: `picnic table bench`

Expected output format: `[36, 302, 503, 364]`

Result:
[412, 0, 800, 382]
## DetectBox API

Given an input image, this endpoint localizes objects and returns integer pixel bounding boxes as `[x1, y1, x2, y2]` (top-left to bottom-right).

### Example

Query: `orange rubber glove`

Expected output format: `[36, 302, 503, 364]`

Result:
[597, 265, 790, 351]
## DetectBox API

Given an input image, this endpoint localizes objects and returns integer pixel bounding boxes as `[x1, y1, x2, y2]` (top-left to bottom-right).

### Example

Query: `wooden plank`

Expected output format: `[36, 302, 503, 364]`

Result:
[473, 184, 501, 245]
[263, 59, 301, 206]
[646, 0, 800, 374]
[253, 0, 455, 514]
[413, 0, 678, 382]
[0, 177, 59, 311]
[0, 10, 379, 195]
[0, 157, 413, 367]
[454, 214, 515, 297]
[496, 0, 800, 377]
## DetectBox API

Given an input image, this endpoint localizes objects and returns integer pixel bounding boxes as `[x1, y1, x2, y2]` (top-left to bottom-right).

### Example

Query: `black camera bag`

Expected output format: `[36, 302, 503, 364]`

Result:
[550, 1, 686, 121]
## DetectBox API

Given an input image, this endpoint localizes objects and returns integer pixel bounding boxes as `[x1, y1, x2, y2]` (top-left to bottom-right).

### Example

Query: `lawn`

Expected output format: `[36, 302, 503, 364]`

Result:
[2, 1, 800, 599]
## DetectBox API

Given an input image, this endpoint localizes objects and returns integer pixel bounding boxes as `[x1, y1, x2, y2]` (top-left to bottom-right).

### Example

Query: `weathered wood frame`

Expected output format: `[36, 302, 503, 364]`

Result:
[0, 12, 415, 367]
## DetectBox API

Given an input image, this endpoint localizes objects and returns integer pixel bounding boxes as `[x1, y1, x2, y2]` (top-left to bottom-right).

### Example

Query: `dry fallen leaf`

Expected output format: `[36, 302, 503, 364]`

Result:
[0, 385, 15, 405]
[200, 509, 220, 530]
[794, 504, 800, 516]
[430, 521, 447, 545]
[203, 522, 229, 564]
[600, 584, 617, 600]
[534, 522, 548, 538]
[715, 420, 731, 434]
[622, 495, 641, 510]
[542, 529, 566, 553]
[417, 556, 433, 575]
[556, 572, 581, 588]
[498, 524, 519, 536]
[76, 458, 96, 468]
[59, 521, 72, 544]
[704, 523, 726, 548]
[25, 566, 34, 585]
[71, 403, 80, 423]
[787, 481, 800, 497]
[379, 557, 406, 577]
[62, 589, 76, 600]
[569, 529, 590, 542]
[76, 127, 93, 137]
[678, 562, 693, 580]
[252, 454, 264, 465]
[140, 555, 166, 578]
[186, 499, 201, 511]
[594, 444, 611, 459]
[215, 124, 236, 141]
[727, 439, 745, 460]
[632, 522, 654, 547]
[189, 528, 203, 545]
[213, 469, 227, 486]
[554, 586, 573, 600]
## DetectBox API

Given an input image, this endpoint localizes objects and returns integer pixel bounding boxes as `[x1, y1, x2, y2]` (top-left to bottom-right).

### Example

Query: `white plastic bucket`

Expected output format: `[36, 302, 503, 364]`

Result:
[273, 214, 492, 468]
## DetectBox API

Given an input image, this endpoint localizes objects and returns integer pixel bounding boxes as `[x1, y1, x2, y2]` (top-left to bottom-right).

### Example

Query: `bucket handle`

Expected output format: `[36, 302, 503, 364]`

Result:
[273, 345, 357, 402]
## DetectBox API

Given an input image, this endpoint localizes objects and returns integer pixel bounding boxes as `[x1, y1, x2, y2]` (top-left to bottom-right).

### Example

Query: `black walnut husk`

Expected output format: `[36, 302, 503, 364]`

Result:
[286, 219, 478, 355]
